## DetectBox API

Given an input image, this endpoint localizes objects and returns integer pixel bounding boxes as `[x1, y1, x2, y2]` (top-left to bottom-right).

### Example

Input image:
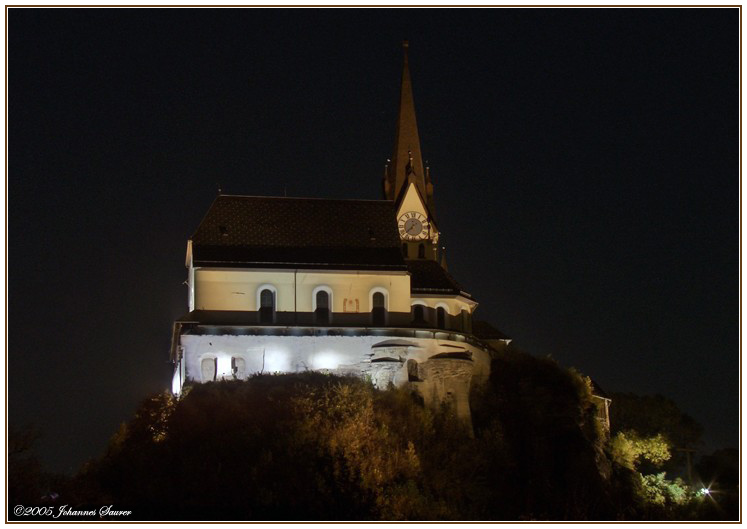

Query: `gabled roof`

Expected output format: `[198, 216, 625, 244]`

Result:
[394, 181, 438, 234]
[191, 195, 407, 271]
[406, 259, 474, 300]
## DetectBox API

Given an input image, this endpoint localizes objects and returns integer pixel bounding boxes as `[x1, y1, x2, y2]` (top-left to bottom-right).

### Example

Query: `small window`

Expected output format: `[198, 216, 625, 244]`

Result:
[315, 290, 330, 324]
[231, 357, 246, 379]
[418, 243, 425, 259]
[201, 357, 217, 382]
[260, 288, 275, 324]
[437, 306, 446, 328]
[373, 292, 385, 308]
[372, 292, 386, 326]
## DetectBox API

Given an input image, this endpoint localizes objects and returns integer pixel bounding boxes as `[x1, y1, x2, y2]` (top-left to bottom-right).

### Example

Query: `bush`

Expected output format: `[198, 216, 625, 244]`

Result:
[470, 350, 615, 520]
[79, 374, 477, 520]
[53, 355, 725, 521]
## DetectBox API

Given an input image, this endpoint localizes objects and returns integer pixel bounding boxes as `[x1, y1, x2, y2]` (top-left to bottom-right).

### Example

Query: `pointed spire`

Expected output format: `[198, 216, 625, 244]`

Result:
[386, 40, 434, 216]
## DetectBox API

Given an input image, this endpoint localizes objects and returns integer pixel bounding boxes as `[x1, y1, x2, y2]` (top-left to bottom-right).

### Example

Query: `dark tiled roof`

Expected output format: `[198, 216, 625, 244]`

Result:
[406, 259, 474, 299]
[191, 195, 407, 270]
[472, 320, 510, 341]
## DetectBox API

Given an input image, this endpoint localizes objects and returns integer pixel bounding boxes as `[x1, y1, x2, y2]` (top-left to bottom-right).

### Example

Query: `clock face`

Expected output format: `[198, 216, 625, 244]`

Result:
[398, 211, 429, 241]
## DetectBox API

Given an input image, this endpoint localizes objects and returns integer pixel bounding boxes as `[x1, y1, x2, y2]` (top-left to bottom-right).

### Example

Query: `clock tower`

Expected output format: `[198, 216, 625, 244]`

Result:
[384, 41, 439, 261]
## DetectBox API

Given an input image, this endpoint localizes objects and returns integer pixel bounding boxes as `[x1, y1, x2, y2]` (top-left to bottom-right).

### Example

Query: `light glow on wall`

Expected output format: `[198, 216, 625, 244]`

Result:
[313, 351, 342, 370]
[171, 367, 182, 395]
[263, 347, 291, 373]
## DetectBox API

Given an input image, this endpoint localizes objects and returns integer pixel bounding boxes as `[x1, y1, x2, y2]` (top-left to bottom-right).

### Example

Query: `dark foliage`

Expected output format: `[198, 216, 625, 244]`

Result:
[471, 350, 616, 520]
[694, 448, 739, 520]
[9, 353, 732, 521]
[73, 356, 623, 520]
[8, 426, 44, 506]
[8, 425, 73, 517]
[609, 391, 703, 475]
[697, 448, 738, 490]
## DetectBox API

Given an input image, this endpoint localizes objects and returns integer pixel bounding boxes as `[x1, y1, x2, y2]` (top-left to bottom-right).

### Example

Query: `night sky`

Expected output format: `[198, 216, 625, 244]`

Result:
[9, 8, 739, 473]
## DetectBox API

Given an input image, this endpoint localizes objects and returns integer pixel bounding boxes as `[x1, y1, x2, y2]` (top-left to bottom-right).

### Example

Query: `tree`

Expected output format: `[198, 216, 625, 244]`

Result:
[609, 392, 703, 474]
[610, 431, 671, 470]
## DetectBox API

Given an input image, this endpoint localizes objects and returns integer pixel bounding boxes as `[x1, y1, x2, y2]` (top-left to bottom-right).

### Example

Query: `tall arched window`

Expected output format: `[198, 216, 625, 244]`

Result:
[259, 288, 275, 323]
[372, 291, 386, 326]
[437, 306, 446, 329]
[418, 243, 425, 259]
[461, 309, 471, 333]
[315, 290, 330, 324]
[413, 304, 426, 325]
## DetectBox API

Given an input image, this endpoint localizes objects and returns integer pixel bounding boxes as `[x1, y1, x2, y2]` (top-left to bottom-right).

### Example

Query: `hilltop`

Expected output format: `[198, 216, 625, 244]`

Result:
[10, 349, 734, 521]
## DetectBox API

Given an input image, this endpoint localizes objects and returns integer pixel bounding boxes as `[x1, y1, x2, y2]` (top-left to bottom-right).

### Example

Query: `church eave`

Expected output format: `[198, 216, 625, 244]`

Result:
[192, 259, 408, 271]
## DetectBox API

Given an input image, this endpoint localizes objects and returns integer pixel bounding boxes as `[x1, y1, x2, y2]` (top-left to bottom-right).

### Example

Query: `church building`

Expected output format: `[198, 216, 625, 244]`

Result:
[169, 42, 511, 422]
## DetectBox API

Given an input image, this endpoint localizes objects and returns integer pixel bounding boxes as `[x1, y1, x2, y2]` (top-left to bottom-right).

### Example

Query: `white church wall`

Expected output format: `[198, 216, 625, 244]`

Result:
[188, 262, 195, 312]
[193, 268, 411, 313]
[180, 333, 491, 385]
[414, 296, 474, 315]
[176, 333, 492, 423]
[181, 334, 383, 381]
[294, 271, 411, 313]
[194, 269, 295, 311]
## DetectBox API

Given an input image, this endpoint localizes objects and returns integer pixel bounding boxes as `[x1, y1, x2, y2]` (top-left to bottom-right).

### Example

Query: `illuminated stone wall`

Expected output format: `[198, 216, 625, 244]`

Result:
[175, 334, 491, 422]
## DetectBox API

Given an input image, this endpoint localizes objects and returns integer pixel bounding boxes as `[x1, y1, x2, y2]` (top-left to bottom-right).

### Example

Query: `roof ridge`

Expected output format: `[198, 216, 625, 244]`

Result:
[188, 194, 223, 241]
[218, 194, 395, 204]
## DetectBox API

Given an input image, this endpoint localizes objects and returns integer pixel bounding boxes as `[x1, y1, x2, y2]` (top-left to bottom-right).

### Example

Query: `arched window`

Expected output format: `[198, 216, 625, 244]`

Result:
[201, 357, 217, 382]
[413, 304, 426, 325]
[372, 291, 386, 326]
[259, 288, 275, 324]
[437, 306, 446, 329]
[418, 243, 425, 259]
[315, 290, 330, 324]
[231, 357, 246, 379]
[402, 243, 409, 258]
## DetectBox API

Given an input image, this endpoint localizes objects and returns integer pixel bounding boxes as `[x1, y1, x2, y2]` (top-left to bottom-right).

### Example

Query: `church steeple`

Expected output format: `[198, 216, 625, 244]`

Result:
[385, 40, 435, 217]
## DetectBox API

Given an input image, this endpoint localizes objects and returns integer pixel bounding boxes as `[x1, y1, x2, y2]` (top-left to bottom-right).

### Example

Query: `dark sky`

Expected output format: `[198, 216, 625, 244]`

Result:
[9, 8, 739, 473]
